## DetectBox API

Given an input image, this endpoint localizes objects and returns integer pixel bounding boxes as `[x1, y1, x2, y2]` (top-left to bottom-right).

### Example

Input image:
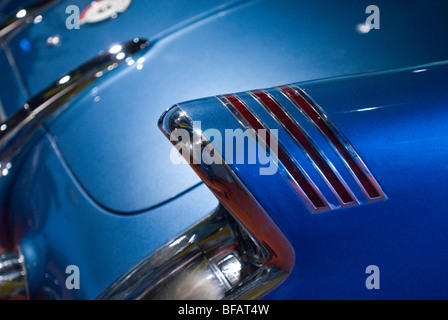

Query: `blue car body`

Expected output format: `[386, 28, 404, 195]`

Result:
[0, 0, 448, 299]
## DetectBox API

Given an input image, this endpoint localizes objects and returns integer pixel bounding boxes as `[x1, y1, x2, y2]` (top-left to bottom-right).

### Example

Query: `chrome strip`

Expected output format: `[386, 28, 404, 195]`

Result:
[0, 98, 5, 123]
[0, 0, 59, 39]
[158, 105, 295, 298]
[217, 94, 331, 213]
[98, 205, 278, 300]
[0, 251, 26, 299]
[249, 90, 358, 208]
[0, 38, 150, 165]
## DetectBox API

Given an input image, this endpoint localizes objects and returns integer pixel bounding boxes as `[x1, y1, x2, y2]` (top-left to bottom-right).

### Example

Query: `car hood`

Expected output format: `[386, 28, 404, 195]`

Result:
[5, 0, 448, 213]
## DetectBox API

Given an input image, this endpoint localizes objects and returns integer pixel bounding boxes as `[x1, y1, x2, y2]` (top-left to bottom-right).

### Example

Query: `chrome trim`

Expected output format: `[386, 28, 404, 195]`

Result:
[217, 94, 331, 213]
[0, 98, 5, 123]
[249, 90, 358, 208]
[158, 105, 295, 299]
[0, 38, 150, 165]
[98, 206, 272, 300]
[0, 251, 26, 299]
[0, 0, 59, 39]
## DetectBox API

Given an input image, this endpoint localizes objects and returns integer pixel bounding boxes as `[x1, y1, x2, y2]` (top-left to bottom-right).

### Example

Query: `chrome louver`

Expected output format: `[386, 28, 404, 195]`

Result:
[216, 86, 386, 213]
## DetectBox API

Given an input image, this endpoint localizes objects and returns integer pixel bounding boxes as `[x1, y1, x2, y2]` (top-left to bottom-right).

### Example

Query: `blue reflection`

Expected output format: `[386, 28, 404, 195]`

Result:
[19, 38, 31, 53]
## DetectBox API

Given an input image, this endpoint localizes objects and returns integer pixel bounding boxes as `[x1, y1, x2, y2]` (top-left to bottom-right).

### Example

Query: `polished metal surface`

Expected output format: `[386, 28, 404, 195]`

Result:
[0, 252, 26, 299]
[0, 0, 59, 39]
[98, 206, 271, 300]
[0, 99, 5, 123]
[154, 105, 295, 299]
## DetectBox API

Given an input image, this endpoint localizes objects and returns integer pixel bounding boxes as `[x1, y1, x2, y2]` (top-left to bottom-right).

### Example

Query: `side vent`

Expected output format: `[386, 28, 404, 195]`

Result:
[214, 85, 386, 213]
[99, 81, 388, 300]
[278, 85, 386, 203]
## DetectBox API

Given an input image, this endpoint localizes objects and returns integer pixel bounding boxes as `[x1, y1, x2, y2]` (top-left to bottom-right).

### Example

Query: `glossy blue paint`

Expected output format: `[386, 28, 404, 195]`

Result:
[0, 44, 28, 115]
[267, 63, 448, 299]
[3, 0, 254, 213]
[1, 0, 448, 299]
[9, 134, 218, 299]
[174, 62, 448, 299]
[13, 0, 448, 214]
[0, 0, 37, 24]
[5, 0, 246, 101]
